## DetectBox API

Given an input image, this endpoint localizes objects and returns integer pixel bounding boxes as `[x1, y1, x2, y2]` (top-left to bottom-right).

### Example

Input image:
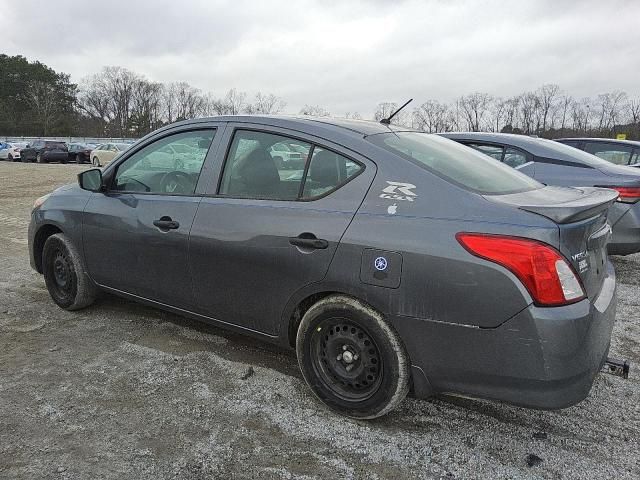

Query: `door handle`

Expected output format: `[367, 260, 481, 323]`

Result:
[289, 235, 329, 250]
[153, 217, 180, 231]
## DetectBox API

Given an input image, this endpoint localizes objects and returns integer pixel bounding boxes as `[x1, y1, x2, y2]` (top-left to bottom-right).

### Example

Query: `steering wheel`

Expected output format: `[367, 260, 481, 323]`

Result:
[159, 171, 193, 194]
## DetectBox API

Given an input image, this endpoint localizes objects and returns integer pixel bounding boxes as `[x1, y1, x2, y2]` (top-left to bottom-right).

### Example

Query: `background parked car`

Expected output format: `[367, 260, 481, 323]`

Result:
[90, 143, 132, 167]
[20, 140, 69, 163]
[0, 142, 28, 161]
[556, 138, 640, 167]
[268, 141, 305, 168]
[441, 132, 640, 255]
[67, 143, 96, 164]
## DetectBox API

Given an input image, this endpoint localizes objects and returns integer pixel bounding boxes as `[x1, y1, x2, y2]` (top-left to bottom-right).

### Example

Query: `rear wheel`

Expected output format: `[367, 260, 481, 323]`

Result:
[92, 156, 100, 167]
[36, 152, 44, 163]
[296, 295, 410, 419]
[8, 154, 13, 161]
[42, 233, 96, 310]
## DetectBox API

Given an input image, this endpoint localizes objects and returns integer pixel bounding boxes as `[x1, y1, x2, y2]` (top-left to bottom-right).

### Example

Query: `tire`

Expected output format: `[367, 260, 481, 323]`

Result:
[7, 154, 13, 161]
[42, 233, 97, 310]
[296, 295, 410, 419]
[92, 156, 100, 167]
[36, 152, 44, 163]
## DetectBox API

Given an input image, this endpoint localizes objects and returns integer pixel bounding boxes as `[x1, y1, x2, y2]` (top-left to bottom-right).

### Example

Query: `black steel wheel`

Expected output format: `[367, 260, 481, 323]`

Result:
[42, 233, 97, 310]
[296, 295, 410, 419]
[310, 319, 383, 402]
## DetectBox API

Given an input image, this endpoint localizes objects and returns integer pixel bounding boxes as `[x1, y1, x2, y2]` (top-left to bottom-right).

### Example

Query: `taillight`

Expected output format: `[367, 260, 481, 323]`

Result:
[456, 233, 585, 307]
[599, 186, 640, 204]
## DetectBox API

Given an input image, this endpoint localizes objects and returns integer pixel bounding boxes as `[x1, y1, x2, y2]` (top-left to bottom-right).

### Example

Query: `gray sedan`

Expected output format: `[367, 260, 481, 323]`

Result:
[442, 132, 640, 255]
[29, 116, 624, 418]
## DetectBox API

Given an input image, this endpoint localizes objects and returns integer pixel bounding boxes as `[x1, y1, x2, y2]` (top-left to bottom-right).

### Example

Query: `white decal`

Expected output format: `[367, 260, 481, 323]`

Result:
[387, 203, 397, 215]
[380, 181, 418, 202]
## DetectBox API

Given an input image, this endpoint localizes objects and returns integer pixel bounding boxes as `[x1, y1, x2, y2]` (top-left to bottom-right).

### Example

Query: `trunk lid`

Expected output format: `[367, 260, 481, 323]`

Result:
[487, 185, 618, 299]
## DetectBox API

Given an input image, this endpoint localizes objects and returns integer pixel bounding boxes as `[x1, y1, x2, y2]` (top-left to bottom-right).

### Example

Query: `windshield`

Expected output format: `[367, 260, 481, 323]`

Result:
[368, 132, 542, 195]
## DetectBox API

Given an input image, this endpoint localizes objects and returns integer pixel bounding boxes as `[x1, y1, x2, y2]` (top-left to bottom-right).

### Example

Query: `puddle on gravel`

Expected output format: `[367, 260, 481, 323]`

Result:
[134, 332, 216, 356]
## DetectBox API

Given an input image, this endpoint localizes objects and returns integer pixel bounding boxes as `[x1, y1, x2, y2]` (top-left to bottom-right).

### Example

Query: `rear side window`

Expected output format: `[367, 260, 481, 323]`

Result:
[503, 147, 529, 168]
[468, 143, 503, 161]
[219, 130, 363, 200]
[584, 142, 633, 165]
[631, 149, 640, 166]
[368, 132, 541, 195]
[302, 148, 363, 199]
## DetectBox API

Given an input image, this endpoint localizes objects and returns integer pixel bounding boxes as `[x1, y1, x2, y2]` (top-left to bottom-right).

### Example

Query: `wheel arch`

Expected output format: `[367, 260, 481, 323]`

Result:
[33, 224, 63, 273]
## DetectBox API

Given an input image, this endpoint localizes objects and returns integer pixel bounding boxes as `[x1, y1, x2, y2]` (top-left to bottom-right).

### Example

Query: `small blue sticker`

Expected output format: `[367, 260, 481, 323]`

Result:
[374, 257, 388, 271]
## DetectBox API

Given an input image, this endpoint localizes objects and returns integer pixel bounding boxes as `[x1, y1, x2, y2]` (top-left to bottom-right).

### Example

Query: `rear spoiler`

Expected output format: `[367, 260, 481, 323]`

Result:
[488, 187, 619, 224]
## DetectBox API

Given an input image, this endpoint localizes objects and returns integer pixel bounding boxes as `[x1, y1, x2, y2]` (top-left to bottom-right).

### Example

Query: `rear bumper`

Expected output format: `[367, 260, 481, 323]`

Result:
[609, 203, 640, 255]
[394, 261, 617, 409]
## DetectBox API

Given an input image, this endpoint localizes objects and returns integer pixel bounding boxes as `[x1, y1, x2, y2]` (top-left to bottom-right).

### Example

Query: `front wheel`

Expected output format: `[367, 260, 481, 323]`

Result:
[42, 233, 97, 310]
[36, 153, 44, 163]
[296, 295, 410, 419]
[92, 156, 100, 167]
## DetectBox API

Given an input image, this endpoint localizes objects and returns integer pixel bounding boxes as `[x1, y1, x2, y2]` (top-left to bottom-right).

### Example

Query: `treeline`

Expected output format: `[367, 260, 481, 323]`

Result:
[1, 54, 639, 140]
[377, 86, 640, 139]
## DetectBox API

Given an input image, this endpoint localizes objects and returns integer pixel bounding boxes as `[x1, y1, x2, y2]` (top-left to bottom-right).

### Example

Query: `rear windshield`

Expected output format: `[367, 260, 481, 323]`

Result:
[45, 141, 67, 149]
[540, 138, 613, 167]
[368, 132, 542, 194]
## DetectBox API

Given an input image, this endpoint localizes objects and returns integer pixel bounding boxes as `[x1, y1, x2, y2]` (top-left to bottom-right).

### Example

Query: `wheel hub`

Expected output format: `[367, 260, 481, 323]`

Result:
[311, 320, 383, 401]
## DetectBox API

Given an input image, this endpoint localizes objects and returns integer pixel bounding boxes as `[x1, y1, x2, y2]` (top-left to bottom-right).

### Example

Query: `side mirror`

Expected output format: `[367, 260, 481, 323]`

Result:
[78, 169, 104, 192]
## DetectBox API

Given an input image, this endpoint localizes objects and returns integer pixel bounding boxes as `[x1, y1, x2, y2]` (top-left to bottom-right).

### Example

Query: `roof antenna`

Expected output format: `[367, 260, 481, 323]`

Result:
[380, 98, 413, 125]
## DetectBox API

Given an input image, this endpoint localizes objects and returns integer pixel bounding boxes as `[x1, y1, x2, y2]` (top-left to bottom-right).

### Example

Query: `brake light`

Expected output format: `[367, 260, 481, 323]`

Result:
[601, 186, 640, 204]
[456, 233, 585, 307]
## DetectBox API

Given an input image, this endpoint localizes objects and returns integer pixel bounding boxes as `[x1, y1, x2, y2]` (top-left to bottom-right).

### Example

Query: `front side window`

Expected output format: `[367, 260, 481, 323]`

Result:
[368, 132, 541, 195]
[584, 142, 633, 165]
[219, 130, 311, 200]
[112, 129, 215, 195]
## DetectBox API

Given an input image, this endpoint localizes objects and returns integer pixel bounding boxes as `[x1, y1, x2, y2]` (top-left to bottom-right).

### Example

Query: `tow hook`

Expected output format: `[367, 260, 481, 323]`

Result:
[603, 357, 630, 379]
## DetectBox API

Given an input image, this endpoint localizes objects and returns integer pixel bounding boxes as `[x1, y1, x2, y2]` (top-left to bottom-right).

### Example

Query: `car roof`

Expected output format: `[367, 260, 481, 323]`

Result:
[439, 132, 608, 165]
[167, 114, 414, 138]
[557, 137, 640, 147]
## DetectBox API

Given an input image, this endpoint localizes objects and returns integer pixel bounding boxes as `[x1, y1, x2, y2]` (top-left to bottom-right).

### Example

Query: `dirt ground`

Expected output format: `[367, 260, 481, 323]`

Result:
[1, 161, 638, 480]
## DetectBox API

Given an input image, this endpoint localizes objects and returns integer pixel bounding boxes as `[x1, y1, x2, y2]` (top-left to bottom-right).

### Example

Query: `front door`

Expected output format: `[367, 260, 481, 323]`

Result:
[189, 127, 374, 335]
[82, 128, 220, 309]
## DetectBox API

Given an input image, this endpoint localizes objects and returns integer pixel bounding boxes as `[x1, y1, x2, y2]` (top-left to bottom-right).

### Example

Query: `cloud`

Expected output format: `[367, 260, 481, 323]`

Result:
[2, 0, 639, 117]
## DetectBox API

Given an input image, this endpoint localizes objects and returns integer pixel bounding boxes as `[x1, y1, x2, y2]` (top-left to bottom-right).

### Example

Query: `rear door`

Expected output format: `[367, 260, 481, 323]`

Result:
[189, 125, 375, 335]
[82, 126, 223, 309]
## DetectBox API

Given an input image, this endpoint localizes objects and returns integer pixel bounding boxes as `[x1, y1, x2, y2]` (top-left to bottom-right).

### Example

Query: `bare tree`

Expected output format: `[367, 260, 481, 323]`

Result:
[537, 84, 560, 131]
[413, 100, 452, 132]
[299, 104, 331, 116]
[555, 94, 574, 130]
[628, 98, 640, 125]
[245, 92, 285, 114]
[458, 93, 493, 131]
[26, 81, 62, 136]
[344, 112, 362, 120]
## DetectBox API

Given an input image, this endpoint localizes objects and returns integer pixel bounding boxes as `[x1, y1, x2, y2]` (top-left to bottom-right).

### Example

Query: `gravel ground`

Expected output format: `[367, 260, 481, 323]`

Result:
[1, 161, 639, 480]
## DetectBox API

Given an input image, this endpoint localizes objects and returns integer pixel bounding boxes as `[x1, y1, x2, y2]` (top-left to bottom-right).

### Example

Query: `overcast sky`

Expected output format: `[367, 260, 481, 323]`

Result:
[2, 0, 639, 117]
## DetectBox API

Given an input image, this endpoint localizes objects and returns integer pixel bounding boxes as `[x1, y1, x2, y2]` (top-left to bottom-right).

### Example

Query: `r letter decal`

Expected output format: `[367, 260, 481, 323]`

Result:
[380, 181, 417, 202]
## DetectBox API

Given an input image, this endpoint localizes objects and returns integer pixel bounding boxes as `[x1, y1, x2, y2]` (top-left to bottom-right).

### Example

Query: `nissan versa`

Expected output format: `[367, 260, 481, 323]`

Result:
[29, 116, 629, 419]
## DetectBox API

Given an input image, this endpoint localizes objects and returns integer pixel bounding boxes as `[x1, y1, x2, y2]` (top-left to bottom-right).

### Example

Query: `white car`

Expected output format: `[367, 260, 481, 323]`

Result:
[0, 142, 28, 161]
